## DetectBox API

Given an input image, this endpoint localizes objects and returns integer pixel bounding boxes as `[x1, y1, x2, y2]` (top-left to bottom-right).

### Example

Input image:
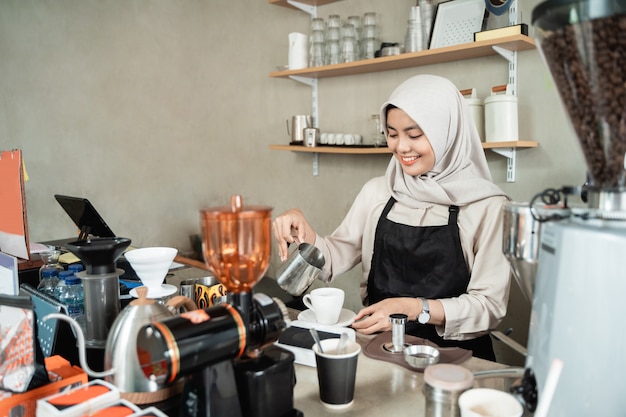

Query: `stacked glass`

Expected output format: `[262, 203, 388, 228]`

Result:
[308, 12, 381, 65]
[309, 17, 326, 67]
[405, 6, 423, 53]
[347, 15, 362, 60]
[419, 0, 435, 50]
[361, 12, 379, 60]
[341, 23, 358, 63]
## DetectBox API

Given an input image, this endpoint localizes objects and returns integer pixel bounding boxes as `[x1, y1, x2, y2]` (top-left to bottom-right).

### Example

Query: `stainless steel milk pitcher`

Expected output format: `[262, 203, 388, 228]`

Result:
[287, 115, 312, 143]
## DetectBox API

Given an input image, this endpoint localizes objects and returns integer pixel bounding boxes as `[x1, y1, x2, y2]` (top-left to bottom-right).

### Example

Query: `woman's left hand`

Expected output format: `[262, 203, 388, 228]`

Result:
[351, 298, 417, 334]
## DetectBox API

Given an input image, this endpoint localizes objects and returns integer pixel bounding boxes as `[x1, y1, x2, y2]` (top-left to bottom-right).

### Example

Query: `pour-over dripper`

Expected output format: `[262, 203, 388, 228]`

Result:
[124, 247, 178, 294]
[532, 1, 626, 207]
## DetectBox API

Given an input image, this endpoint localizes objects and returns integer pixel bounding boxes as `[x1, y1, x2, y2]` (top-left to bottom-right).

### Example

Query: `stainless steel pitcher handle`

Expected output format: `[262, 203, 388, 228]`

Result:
[43, 313, 115, 379]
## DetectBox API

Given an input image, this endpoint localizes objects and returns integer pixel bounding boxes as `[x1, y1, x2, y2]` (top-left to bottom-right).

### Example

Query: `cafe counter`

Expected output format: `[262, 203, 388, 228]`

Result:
[291, 332, 508, 417]
[166, 265, 511, 417]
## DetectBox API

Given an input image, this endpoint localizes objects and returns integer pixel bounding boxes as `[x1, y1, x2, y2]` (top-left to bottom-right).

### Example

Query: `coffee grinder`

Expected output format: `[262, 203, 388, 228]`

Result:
[503, 2, 626, 415]
[136, 196, 301, 417]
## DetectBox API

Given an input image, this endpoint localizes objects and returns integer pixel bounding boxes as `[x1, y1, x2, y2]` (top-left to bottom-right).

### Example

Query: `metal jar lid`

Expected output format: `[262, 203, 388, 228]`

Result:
[424, 363, 474, 392]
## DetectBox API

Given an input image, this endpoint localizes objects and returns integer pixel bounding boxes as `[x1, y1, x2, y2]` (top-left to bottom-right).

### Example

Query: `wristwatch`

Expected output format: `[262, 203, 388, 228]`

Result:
[417, 297, 431, 324]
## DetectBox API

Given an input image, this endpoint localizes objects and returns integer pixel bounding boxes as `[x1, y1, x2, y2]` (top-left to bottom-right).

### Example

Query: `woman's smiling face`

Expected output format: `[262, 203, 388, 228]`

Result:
[386, 107, 435, 177]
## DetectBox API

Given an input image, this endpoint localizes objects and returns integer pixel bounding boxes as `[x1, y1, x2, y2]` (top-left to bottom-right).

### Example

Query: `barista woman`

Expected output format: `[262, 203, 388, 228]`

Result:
[273, 74, 511, 361]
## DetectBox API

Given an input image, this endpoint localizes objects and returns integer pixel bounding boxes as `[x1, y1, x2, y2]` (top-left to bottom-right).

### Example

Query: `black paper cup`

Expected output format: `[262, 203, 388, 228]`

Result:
[313, 338, 361, 409]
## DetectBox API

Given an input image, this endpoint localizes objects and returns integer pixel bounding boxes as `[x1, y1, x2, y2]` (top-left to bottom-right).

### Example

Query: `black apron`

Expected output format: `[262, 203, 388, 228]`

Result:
[367, 197, 495, 361]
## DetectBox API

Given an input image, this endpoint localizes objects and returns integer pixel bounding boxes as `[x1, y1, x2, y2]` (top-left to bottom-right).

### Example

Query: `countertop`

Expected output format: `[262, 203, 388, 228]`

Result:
[166, 264, 512, 417]
[291, 332, 508, 417]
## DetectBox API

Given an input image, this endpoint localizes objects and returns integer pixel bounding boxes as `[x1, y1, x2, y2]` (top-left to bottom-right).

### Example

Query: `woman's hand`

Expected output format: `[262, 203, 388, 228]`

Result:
[272, 208, 315, 261]
[351, 298, 421, 334]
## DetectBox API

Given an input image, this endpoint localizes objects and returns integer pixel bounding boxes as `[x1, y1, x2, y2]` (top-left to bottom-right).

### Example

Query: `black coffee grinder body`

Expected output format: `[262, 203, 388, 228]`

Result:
[136, 292, 301, 417]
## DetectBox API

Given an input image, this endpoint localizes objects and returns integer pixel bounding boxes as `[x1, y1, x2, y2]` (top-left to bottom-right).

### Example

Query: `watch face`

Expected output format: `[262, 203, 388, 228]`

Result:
[418, 312, 430, 324]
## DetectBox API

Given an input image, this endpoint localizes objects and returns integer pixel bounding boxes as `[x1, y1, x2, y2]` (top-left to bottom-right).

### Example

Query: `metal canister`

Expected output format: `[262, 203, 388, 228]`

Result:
[423, 364, 474, 417]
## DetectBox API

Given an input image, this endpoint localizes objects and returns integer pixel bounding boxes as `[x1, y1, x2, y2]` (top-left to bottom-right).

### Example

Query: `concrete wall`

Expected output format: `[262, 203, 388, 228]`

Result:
[1, 0, 586, 365]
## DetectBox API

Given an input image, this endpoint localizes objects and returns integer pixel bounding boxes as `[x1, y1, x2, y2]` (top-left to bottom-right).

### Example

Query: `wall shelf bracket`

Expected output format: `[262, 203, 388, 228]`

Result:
[312, 152, 319, 176]
[287, 0, 316, 16]
[492, 46, 515, 63]
[490, 147, 517, 183]
[289, 76, 319, 128]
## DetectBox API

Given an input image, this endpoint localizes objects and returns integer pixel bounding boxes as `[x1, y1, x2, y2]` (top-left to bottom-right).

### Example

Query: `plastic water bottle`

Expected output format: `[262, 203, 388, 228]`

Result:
[54, 270, 73, 300]
[68, 263, 84, 275]
[58, 275, 85, 325]
[37, 269, 59, 296]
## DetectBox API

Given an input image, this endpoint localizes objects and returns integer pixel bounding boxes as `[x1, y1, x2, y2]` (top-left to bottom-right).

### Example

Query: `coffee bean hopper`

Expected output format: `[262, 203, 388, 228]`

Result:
[135, 196, 301, 417]
[501, 2, 626, 416]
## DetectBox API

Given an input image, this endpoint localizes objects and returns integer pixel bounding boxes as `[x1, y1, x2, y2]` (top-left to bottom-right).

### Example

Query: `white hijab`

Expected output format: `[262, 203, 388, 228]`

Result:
[380, 74, 508, 209]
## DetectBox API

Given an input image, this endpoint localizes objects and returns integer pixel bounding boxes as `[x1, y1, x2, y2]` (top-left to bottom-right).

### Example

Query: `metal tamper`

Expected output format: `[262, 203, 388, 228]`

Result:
[383, 313, 409, 353]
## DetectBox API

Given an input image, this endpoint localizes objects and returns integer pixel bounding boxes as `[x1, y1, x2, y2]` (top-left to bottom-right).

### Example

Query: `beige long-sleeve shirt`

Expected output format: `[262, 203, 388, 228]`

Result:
[314, 175, 511, 341]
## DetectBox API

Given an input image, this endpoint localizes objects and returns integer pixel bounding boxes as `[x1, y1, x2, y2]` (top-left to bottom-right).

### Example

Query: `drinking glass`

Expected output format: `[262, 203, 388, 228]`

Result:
[327, 14, 342, 29]
[362, 24, 378, 41]
[326, 40, 341, 65]
[362, 37, 379, 60]
[363, 12, 378, 26]
[311, 17, 326, 32]
[310, 41, 325, 67]
[310, 29, 325, 44]
[341, 36, 357, 63]
[326, 26, 340, 42]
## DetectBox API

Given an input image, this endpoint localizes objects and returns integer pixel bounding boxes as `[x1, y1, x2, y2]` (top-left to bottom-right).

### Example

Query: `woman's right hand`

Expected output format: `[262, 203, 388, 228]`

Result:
[272, 208, 315, 261]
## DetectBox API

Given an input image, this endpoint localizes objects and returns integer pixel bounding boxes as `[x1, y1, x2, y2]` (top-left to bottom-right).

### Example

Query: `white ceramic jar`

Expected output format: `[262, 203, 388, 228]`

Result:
[484, 85, 518, 142]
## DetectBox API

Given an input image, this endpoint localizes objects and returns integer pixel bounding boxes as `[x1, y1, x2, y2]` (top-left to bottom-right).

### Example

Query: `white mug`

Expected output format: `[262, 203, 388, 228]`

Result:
[303, 287, 344, 324]
[344, 133, 355, 145]
[335, 133, 345, 145]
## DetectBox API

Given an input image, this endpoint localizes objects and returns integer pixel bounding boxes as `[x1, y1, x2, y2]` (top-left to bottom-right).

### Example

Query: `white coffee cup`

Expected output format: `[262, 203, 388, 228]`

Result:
[458, 388, 523, 417]
[335, 133, 345, 145]
[303, 287, 344, 324]
[327, 133, 337, 145]
[344, 133, 355, 145]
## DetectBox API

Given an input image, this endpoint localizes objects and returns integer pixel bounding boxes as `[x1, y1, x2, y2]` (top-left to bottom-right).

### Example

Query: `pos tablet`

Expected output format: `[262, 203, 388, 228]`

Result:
[53, 195, 116, 240]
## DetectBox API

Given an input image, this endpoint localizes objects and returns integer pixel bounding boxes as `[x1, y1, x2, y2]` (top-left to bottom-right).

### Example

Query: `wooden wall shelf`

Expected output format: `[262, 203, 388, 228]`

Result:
[269, 0, 340, 9]
[270, 141, 537, 155]
[269, 35, 535, 79]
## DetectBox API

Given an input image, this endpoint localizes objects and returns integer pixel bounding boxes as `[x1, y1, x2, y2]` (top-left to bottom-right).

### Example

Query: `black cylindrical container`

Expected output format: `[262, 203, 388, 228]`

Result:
[136, 303, 246, 385]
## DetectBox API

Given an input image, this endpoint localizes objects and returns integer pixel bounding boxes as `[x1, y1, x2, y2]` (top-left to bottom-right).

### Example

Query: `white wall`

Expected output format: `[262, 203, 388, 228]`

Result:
[1, 0, 586, 363]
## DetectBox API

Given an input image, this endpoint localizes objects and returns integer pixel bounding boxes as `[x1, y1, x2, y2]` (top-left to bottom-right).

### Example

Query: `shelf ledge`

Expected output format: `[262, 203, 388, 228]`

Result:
[269, 35, 536, 79]
[270, 141, 538, 181]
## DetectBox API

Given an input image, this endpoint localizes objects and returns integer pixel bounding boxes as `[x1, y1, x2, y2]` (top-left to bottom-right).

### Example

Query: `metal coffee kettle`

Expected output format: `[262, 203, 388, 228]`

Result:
[44, 286, 197, 403]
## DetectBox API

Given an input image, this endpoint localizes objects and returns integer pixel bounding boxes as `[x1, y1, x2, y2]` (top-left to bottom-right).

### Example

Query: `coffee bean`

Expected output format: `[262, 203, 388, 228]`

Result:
[539, 15, 626, 187]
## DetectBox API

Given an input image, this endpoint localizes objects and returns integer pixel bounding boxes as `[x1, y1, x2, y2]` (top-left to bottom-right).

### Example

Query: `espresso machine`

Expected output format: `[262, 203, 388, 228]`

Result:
[136, 196, 301, 417]
[502, 1, 626, 415]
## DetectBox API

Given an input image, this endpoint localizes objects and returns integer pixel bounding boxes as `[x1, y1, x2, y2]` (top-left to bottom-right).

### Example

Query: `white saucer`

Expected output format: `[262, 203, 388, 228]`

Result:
[297, 308, 356, 327]
[129, 284, 178, 299]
